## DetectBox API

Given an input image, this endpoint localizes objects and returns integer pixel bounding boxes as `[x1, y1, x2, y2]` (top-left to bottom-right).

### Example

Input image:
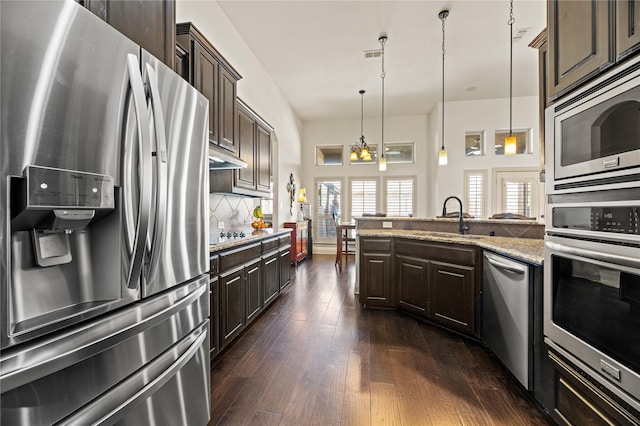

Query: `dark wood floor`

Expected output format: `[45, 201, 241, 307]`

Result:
[209, 254, 552, 426]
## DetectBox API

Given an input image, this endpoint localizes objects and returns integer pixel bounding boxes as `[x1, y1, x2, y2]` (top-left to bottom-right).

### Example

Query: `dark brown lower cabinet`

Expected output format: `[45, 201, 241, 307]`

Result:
[262, 251, 280, 307]
[279, 248, 291, 291]
[396, 254, 430, 317]
[213, 233, 292, 357]
[430, 261, 475, 335]
[245, 259, 262, 325]
[358, 236, 480, 337]
[359, 238, 393, 308]
[360, 253, 393, 308]
[546, 349, 640, 425]
[219, 266, 244, 349]
[209, 276, 219, 358]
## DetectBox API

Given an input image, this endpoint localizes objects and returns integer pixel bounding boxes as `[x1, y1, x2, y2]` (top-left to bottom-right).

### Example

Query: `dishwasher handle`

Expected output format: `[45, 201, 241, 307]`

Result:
[484, 254, 526, 275]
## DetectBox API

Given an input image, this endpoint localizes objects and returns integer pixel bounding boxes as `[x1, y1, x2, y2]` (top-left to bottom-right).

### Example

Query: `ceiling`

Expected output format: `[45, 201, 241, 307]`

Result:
[216, 0, 547, 123]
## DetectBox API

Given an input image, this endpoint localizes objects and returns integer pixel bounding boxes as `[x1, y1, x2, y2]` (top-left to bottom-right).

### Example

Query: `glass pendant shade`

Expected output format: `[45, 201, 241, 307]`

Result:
[297, 187, 307, 203]
[378, 156, 386, 171]
[360, 146, 369, 159]
[504, 135, 517, 155]
[439, 147, 448, 165]
[349, 149, 358, 161]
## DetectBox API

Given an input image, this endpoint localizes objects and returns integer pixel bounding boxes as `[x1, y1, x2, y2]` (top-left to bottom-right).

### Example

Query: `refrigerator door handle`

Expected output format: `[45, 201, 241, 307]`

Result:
[123, 53, 153, 290]
[143, 63, 168, 284]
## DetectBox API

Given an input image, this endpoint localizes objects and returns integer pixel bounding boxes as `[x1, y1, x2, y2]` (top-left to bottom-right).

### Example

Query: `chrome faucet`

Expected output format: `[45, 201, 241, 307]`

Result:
[442, 196, 469, 234]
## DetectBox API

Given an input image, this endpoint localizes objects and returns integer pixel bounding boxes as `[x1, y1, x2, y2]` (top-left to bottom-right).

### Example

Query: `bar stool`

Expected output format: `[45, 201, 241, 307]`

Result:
[334, 214, 356, 272]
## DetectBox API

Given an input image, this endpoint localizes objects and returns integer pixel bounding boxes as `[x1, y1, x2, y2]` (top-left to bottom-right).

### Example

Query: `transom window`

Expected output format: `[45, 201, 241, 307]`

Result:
[382, 142, 415, 163]
[494, 129, 532, 155]
[316, 145, 343, 165]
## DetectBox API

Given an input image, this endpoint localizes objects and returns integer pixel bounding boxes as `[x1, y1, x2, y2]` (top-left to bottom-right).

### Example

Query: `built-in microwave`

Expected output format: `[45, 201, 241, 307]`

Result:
[545, 55, 640, 195]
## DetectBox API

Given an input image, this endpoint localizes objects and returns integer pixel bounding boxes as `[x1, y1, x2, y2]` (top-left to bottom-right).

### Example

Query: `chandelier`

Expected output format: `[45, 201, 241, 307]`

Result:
[349, 89, 372, 161]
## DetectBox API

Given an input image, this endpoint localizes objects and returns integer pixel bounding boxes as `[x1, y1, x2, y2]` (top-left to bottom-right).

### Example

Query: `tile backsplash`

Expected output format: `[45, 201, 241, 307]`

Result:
[209, 194, 260, 233]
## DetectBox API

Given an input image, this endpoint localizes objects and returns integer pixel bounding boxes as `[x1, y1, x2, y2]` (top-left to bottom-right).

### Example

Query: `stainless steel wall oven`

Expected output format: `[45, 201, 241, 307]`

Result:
[545, 187, 640, 416]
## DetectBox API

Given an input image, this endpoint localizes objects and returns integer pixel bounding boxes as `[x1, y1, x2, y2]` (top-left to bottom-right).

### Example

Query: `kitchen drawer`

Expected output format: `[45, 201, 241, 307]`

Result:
[279, 234, 291, 247]
[396, 240, 477, 266]
[219, 243, 261, 273]
[361, 238, 392, 253]
[261, 237, 279, 253]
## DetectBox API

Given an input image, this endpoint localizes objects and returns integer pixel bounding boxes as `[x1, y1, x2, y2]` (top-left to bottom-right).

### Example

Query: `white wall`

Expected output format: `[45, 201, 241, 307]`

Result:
[177, 1, 304, 226]
[429, 96, 541, 217]
[302, 114, 431, 217]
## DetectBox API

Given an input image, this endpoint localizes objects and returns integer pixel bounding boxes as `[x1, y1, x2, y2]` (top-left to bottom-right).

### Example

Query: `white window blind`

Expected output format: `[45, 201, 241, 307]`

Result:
[504, 181, 532, 216]
[493, 169, 541, 220]
[315, 179, 342, 240]
[464, 170, 486, 218]
[386, 178, 414, 217]
[350, 179, 377, 219]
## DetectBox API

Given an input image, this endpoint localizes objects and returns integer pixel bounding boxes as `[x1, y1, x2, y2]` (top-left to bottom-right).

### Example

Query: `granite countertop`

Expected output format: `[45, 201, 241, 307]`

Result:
[356, 216, 543, 225]
[209, 228, 292, 253]
[357, 229, 544, 265]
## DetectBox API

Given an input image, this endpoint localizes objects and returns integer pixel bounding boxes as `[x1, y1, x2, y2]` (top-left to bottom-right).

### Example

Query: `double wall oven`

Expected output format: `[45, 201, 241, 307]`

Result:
[545, 54, 640, 418]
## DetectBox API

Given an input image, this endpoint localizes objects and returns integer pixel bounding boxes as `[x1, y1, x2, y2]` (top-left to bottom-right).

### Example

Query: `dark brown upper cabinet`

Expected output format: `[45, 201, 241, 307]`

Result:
[220, 100, 272, 196]
[81, 0, 176, 69]
[235, 105, 257, 191]
[547, 0, 615, 101]
[176, 22, 241, 155]
[256, 124, 272, 193]
[616, 0, 640, 61]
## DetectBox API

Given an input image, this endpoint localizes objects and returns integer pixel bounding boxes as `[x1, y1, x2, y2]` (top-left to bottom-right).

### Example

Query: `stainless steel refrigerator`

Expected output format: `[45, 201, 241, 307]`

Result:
[1, 1, 211, 424]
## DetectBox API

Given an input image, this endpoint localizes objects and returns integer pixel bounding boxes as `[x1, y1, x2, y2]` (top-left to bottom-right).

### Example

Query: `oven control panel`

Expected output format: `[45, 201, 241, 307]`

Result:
[552, 206, 640, 235]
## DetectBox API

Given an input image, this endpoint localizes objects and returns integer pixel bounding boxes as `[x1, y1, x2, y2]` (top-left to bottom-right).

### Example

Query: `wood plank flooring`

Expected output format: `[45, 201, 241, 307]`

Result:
[209, 254, 552, 426]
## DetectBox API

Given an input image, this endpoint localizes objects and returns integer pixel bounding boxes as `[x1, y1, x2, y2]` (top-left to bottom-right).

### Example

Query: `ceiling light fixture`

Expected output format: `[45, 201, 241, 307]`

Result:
[505, 0, 517, 155]
[379, 34, 387, 172]
[350, 90, 371, 162]
[438, 10, 449, 166]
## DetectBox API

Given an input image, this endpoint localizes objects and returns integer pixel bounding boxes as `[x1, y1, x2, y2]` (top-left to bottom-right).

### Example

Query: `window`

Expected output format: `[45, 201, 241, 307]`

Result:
[382, 142, 415, 163]
[314, 178, 343, 242]
[349, 178, 378, 219]
[316, 145, 343, 165]
[260, 199, 273, 216]
[384, 177, 415, 217]
[493, 168, 542, 219]
[465, 132, 484, 156]
[494, 129, 532, 155]
[464, 170, 487, 218]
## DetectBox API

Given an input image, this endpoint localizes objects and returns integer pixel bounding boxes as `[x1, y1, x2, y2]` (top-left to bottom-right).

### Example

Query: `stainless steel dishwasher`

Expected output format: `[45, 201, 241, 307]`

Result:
[482, 252, 532, 389]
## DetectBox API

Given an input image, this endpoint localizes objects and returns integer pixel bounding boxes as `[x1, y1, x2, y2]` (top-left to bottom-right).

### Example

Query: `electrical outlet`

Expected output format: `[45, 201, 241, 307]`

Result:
[382, 221, 392, 229]
[218, 222, 225, 230]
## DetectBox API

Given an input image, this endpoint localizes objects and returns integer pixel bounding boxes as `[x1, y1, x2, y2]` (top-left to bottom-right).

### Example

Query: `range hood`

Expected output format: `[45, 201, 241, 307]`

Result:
[208, 146, 247, 170]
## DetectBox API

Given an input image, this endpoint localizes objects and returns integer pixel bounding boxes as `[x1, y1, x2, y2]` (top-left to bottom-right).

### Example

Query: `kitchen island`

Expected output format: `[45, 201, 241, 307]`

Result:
[355, 220, 544, 338]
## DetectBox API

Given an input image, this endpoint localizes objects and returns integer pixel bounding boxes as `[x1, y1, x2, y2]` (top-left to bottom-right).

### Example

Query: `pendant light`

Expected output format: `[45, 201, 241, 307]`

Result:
[379, 34, 387, 171]
[504, 0, 517, 155]
[350, 90, 371, 162]
[438, 10, 449, 166]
